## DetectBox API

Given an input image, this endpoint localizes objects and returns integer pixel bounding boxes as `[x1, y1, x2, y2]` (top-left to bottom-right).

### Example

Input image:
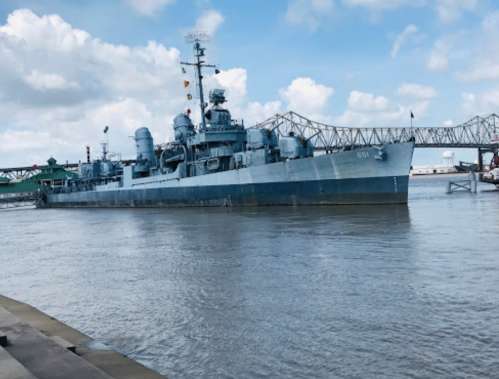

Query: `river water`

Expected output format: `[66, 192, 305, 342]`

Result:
[1, 175, 498, 379]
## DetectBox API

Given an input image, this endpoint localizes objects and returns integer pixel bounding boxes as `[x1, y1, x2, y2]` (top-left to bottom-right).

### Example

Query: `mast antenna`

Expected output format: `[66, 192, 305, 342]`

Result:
[181, 31, 216, 130]
[184, 31, 210, 44]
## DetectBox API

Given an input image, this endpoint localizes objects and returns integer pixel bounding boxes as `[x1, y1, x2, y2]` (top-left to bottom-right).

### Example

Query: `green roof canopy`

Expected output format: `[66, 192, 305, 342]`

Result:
[29, 170, 77, 182]
[27, 157, 78, 182]
[0, 181, 41, 194]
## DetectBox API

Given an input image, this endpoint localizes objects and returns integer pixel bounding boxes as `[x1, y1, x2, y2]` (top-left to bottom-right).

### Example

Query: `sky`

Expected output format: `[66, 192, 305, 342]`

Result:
[0, 0, 498, 167]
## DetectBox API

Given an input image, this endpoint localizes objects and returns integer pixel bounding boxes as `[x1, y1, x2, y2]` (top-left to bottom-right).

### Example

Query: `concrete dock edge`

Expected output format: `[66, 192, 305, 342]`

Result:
[0, 295, 168, 379]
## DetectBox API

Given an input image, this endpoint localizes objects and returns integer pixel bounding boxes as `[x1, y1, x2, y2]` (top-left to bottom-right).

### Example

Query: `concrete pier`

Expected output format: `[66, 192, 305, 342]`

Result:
[0, 295, 167, 379]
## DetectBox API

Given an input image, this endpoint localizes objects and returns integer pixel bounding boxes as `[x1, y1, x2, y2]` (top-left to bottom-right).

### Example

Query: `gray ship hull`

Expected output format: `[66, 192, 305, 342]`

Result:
[40, 142, 414, 208]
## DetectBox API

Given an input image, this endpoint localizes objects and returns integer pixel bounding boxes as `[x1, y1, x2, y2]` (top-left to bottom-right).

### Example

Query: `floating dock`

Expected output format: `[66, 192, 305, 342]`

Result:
[0, 295, 167, 379]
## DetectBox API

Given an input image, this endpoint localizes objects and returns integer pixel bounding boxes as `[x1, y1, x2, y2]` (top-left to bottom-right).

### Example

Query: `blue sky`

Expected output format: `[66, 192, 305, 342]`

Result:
[0, 0, 498, 166]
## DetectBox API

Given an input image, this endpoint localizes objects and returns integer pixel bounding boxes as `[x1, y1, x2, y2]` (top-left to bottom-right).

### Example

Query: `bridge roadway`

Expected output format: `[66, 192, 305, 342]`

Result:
[0, 163, 79, 180]
[0, 160, 135, 181]
[1, 113, 497, 180]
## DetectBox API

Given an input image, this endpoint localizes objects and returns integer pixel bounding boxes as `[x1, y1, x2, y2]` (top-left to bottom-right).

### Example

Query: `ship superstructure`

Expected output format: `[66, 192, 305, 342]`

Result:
[39, 37, 415, 208]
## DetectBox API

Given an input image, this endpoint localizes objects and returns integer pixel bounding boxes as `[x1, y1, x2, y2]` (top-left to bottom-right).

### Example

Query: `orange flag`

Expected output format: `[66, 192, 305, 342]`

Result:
[184, 80, 190, 87]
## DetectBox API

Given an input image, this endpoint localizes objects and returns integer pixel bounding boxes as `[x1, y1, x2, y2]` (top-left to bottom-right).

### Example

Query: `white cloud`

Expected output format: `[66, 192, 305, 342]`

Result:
[335, 90, 430, 127]
[0, 98, 160, 166]
[462, 92, 476, 114]
[427, 37, 453, 72]
[456, 61, 499, 82]
[343, 0, 412, 11]
[279, 77, 334, 115]
[0, 9, 91, 52]
[443, 120, 453, 126]
[127, 0, 175, 16]
[212, 68, 247, 106]
[0, 8, 189, 166]
[194, 10, 224, 35]
[462, 90, 499, 116]
[427, 52, 448, 72]
[397, 83, 438, 99]
[482, 90, 499, 107]
[25, 70, 80, 91]
[347, 90, 394, 112]
[210, 68, 282, 126]
[391, 24, 418, 58]
[1, 129, 59, 152]
[342, 0, 426, 20]
[244, 101, 282, 126]
[285, 0, 335, 31]
[342, 0, 474, 23]
[344, 73, 356, 86]
[482, 11, 499, 34]
[455, 12, 499, 82]
[436, 0, 477, 24]
[214, 72, 334, 126]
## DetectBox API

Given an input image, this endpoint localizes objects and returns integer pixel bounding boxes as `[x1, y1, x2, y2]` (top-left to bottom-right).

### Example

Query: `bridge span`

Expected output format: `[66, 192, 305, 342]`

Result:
[0, 163, 79, 181]
[253, 112, 499, 150]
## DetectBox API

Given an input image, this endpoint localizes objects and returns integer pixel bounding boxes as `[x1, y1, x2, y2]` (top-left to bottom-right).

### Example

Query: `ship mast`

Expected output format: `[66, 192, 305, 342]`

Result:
[180, 32, 216, 130]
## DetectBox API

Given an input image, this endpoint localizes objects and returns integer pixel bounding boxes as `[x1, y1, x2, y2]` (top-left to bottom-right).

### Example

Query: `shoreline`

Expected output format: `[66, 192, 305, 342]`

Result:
[409, 172, 470, 179]
[0, 294, 167, 379]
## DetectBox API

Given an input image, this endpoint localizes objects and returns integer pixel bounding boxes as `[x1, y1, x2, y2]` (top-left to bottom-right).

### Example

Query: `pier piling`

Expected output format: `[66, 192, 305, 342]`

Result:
[446, 172, 477, 194]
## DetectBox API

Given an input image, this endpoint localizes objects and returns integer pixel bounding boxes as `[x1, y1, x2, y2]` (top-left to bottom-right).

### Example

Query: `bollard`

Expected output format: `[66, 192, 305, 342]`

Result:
[446, 181, 452, 194]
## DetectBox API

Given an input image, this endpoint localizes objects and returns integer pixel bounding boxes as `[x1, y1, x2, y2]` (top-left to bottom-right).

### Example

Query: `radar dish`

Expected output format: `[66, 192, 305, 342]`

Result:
[185, 31, 210, 44]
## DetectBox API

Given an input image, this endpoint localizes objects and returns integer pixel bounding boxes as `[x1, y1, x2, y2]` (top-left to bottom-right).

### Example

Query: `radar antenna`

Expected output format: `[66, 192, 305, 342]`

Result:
[184, 31, 210, 44]
[181, 31, 217, 130]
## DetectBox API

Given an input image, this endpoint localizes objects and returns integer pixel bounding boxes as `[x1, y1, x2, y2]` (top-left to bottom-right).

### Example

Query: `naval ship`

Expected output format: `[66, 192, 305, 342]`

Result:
[39, 39, 415, 208]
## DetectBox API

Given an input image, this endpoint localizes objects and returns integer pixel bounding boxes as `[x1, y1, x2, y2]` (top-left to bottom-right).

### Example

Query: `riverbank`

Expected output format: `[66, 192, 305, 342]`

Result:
[0, 295, 166, 379]
[410, 172, 468, 178]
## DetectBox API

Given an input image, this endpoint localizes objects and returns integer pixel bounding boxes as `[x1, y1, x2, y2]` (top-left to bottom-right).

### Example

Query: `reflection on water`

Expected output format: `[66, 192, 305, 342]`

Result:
[1, 176, 499, 379]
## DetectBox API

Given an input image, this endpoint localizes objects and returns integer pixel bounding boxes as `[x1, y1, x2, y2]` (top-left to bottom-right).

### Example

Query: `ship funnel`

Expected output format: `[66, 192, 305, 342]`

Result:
[173, 114, 194, 143]
[135, 127, 155, 164]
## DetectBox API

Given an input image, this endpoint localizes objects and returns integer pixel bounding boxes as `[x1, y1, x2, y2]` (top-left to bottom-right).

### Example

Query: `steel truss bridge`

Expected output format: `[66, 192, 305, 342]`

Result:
[0, 163, 79, 181]
[0, 193, 43, 210]
[253, 112, 499, 150]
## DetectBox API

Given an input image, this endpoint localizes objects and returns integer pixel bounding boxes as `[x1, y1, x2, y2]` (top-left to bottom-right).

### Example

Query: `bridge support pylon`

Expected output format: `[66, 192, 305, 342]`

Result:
[478, 148, 484, 172]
